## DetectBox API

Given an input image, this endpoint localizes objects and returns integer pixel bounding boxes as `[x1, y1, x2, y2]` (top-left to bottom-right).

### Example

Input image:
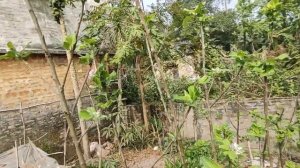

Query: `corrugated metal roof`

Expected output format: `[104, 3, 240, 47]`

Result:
[0, 0, 84, 54]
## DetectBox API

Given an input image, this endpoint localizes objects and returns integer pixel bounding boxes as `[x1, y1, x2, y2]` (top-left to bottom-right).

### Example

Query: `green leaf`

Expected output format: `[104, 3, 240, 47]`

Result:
[229, 50, 248, 66]
[63, 34, 76, 50]
[7, 41, 16, 50]
[285, 160, 300, 168]
[276, 53, 289, 60]
[173, 85, 200, 106]
[79, 107, 97, 120]
[182, 15, 194, 30]
[173, 92, 192, 104]
[99, 100, 113, 109]
[80, 110, 93, 120]
[145, 13, 156, 24]
[201, 157, 222, 168]
[184, 9, 196, 15]
[80, 50, 95, 64]
[188, 85, 199, 102]
[198, 75, 210, 84]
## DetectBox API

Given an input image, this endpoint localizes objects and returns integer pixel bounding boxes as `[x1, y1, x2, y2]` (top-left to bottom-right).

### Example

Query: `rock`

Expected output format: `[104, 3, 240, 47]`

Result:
[89, 141, 114, 158]
[153, 146, 159, 151]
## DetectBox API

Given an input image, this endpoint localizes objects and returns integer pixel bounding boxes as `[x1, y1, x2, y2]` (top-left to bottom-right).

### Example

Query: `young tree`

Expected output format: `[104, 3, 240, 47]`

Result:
[24, 0, 88, 167]
[50, 0, 91, 159]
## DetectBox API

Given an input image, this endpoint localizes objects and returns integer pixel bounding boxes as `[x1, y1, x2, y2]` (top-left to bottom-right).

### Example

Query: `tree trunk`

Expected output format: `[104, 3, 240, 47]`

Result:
[24, 0, 86, 167]
[135, 56, 149, 132]
[200, 24, 217, 160]
[135, 0, 176, 129]
[116, 65, 128, 168]
[262, 76, 273, 167]
[59, 17, 90, 160]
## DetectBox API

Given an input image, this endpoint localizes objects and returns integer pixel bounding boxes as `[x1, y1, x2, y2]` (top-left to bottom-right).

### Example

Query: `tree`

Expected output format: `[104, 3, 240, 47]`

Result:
[50, 0, 91, 160]
[24, 0, 88, 167]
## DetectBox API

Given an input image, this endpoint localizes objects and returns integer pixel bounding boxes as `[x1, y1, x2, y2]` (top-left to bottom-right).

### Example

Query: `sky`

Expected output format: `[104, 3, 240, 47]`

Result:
[143, 0, 238, 11]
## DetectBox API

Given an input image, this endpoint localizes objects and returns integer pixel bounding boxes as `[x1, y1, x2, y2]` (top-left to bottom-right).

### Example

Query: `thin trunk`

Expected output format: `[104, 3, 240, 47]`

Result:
[193, 114, 198, 141]
[117, 64, 123, 115]
[247, 141, 253, 161]
[236, 103, 240, 144]
[136, 56, 149, 132]
[63, 122, 69, 167]
[262, 76, 273, 168]
[24, 1, 86, 167]
[135, 0, 176, 129]
[278, 143, 284, 168]
[200, 24, 217, 160]
[19, 102, 26, 145]
[236, 78, 240, 144]
[59, 16, 90, 160]
[259, 138, 263, 166]
[96, 121, 102, 168]
[176, 106, 192, 168]
[117, 65, 128, 168]
[145, 36, 169, 122]
[243, 31, 247, 50]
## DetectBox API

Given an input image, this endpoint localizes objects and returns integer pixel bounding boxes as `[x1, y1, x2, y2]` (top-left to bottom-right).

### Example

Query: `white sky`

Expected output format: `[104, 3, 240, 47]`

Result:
[143, 0, 238, 11]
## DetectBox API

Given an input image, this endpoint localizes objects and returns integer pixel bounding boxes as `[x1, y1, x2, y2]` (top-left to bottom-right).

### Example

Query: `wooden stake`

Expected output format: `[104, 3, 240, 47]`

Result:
[15, 141, 19, 168]
[19, 102, 26, 145]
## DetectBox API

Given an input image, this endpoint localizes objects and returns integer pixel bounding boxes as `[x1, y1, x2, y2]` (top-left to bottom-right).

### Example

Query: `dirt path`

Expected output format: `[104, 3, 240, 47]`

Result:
[124, 148, 164, 168]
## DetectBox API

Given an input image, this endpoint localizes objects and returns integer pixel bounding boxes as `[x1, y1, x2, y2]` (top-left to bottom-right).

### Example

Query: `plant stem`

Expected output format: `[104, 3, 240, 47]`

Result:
[200, 23, 217, 160]
[262, 76, 273, 168]
[59, 15, 90, 160]
[135, 0, 176, 130]
[96, 121, 102, 168]
[24, 1, 86, 167]
[136, 56, 149, 132]
[278, 142, 284, 168]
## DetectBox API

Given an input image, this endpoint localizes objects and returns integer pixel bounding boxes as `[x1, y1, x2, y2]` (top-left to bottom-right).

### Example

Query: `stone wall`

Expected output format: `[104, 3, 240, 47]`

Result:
[0, 97, 91, 152]
[182, 97, 298, 140]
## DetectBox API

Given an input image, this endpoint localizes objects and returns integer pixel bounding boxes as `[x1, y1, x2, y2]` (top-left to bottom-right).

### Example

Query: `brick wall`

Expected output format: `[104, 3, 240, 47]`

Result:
[0, 55, 89, 110]
[0, 55, 92, 152]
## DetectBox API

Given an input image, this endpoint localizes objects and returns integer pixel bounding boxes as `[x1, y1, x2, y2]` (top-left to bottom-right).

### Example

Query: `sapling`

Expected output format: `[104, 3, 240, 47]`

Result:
[248, 110, 266, 166]
[183, 2, 218, 159]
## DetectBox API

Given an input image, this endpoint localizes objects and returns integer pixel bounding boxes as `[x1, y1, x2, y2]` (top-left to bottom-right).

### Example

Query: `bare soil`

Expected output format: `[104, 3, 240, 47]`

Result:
[124, 148, 164, 168]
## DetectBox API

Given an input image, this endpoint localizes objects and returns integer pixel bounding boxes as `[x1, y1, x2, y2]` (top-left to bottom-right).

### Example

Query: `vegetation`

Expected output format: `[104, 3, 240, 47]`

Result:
[2, 0, 300, 167]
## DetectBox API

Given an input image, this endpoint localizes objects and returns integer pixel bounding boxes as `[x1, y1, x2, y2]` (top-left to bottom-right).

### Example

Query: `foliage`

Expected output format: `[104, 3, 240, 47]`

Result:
[214, 124, 234, 141]
[102, 123, 153, 149]
[63, 34, 76, 51]
[91, 63, 119, 110]
[0, 42, 31, 60]
[121, 68, 139, 104]
[213, 124, 242, 166]
[88, 159, 118, 168]
[49, 0, 84, 23]
[19, 0, 300, 166]
[185, 140, 212, 167]
[173, 85, 201, 107]
[286, 160, 300, 168]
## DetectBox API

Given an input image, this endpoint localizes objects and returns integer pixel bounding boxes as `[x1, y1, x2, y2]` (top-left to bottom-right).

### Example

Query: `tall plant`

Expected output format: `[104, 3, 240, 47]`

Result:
[24, 0, 88, 167]
[50, 0, 91, 159]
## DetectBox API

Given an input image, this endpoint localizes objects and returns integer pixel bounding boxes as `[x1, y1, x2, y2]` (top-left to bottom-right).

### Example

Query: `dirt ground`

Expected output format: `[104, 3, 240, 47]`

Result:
[124, 148, 164, 168]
